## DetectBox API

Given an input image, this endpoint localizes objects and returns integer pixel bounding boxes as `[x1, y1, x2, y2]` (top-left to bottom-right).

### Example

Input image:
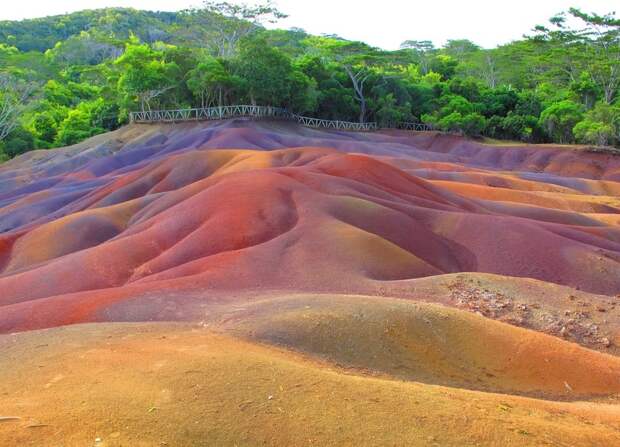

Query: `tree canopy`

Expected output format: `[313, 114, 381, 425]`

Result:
[1, 3, 619, 161]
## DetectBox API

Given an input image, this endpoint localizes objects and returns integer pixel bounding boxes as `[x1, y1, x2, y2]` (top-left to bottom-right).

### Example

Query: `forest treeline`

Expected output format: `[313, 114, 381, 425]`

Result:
[0, 2, 619, 160]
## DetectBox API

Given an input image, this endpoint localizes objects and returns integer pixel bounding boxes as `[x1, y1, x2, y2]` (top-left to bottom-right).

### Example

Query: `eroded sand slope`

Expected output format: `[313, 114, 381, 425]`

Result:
[1, 120, 619, 445]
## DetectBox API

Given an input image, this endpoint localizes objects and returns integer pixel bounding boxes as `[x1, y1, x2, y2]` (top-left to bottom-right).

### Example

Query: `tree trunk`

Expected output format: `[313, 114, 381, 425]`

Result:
[343, 65, 369, 124]
[359, 98, 366, 124]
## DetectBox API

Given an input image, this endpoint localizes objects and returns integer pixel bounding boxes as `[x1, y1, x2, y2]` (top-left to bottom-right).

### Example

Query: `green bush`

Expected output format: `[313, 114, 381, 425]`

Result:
[424, 111, 486, 136]
[573, 120, 615, 146]
[1, 126, 35, 158]
[539, 100, 583, 144]
[572, 102, 620, 146]
[55, 100, 105, 146]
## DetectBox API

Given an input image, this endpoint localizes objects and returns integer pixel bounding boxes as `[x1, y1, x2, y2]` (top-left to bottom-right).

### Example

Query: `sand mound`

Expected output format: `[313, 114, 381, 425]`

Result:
[1, 322, 619, 447]
[1, 121, 620, 335]
[221, 295, 620, 398]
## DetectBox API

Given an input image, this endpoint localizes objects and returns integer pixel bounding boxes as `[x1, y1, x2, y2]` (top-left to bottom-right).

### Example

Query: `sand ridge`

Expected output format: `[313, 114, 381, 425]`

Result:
[1, 120, 620, 445]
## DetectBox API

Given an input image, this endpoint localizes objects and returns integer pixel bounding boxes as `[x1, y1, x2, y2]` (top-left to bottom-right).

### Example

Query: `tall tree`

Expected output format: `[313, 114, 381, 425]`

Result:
[539, 100, 583, 143]
[233, 36, 293, 105]
[442, 39, 480, 62]
[46, 31, 123, 66]
[0, 73, 37, 141]
[400, 40, 435, 74]
[531, 9, 620, 103]
[569, 8, 620, 103]
[114, 42, 179, 113]
[186, 56, 236, 107]
[305, 37, 381, 123]
[179, 1, 287, 58]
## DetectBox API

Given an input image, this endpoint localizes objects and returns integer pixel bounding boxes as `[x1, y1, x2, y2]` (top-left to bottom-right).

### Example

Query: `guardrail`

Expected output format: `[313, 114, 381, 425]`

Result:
[129, 105, 430, 133]
[129, 105, 290, 123]
[294, 115, 377, 131]
[388, 121, 434, 132]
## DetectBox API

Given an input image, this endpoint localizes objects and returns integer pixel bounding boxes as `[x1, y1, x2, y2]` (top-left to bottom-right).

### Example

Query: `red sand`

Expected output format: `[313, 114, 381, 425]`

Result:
[1, 120, 620, 333]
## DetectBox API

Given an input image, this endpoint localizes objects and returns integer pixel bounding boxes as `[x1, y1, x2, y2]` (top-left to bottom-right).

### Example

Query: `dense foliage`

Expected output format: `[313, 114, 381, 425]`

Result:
[0, 3, 619, 161]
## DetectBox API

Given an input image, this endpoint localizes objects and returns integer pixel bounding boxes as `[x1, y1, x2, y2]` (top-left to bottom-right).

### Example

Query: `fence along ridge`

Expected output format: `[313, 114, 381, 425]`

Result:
[128, 105, 433, 132]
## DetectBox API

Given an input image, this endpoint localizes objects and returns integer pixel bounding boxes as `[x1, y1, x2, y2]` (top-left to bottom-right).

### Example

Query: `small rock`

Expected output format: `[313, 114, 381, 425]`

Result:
[600, 337, 611, 347]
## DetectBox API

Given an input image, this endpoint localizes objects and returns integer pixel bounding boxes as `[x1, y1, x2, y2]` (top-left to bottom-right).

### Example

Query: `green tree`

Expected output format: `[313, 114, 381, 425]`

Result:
[373, 93, 413, 126]
[0, 73, 37, 142]
[186, 56, 236, 107]
[442, 39, 481, 62]
[422, 94, 486, 136]
[45, 31, 123, 66]
[303, 36, 383, 123]
[539, 100, 583, 143]
[568, 9, 620, 104]
[573, 101, 620, 146]
[425, 111, 486, 136]
[428, 54, 458, 80]
[286, 68, 318, 113]
[2, 4, 620, 159]
[31, 113, 58, 144]
[488, 112, 542, 142]
[233, 37, 294, 106]
[0, 125, 35, 157]
[570, 72, 600, 109]
[531, 9, 619, 104]
[55, 99, 105, 146]
[573, 120, 615, 146]
[177, 1, 287, 57]
[114, 41, 180, 114]
[400, 40, 435, 74]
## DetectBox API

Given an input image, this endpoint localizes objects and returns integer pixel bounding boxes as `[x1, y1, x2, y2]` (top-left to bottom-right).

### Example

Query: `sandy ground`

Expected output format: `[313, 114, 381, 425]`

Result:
[0, 319, 619, 447]
[1, 120, 620, 445]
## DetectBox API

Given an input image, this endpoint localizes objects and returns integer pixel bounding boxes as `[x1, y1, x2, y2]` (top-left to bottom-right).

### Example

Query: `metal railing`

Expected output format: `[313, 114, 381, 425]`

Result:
[129, 105, 430, 133]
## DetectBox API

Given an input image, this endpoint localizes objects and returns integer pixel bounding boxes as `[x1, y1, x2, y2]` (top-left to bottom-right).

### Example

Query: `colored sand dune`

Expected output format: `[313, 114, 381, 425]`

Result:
[1, 120, 619, 446]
